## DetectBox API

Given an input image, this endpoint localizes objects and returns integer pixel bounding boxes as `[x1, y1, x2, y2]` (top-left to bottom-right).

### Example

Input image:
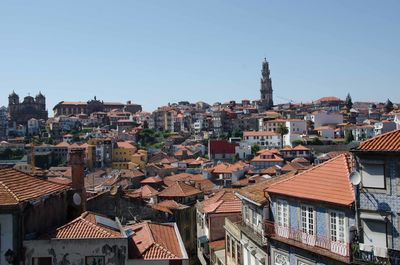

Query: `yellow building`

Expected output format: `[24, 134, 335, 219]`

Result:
[112, 141, 138, 170]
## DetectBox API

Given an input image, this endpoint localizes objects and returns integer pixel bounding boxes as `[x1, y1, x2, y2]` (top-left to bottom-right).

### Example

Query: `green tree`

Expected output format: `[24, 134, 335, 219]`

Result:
[345, 130, 354, 144]
[251, 144, 261, 155]
[345, 93, 353, 110]
[277, 124, 289, 148]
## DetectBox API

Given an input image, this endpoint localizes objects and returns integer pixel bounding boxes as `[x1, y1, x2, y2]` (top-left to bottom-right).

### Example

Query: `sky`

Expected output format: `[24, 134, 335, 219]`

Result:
[0, 1, 399, 112]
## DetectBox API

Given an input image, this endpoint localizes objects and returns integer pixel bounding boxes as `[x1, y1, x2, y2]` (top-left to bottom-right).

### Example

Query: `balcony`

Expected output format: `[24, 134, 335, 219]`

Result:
[234, 217, 268, 247]
[351, 244, 400, 265]
[264, 220, 350, 263]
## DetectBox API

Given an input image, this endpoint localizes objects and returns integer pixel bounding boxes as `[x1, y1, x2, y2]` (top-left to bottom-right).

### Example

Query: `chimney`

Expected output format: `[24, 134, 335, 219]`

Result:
[69, 148, 86, 213]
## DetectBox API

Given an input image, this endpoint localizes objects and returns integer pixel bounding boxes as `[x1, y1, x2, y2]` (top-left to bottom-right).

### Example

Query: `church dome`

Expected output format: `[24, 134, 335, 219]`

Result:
[23, 96, 35, 104]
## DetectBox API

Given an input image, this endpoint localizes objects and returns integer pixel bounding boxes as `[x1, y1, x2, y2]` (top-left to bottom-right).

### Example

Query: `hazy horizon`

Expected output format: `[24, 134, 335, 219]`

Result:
[1, 1, 399, 112]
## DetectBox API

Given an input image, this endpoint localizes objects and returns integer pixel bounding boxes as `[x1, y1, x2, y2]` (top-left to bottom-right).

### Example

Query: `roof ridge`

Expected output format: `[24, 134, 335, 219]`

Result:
[359, 128, 400, 149]
[0, 180, 19, 202]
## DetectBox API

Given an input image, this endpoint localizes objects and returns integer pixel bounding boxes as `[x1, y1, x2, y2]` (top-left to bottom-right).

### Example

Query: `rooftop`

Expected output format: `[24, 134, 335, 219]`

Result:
[158, 181, 202, 197]
[0, 167, 69, 206]
[357, 128, 400, 152]
[199, 189, 241, 214]
[266, 154, 354, 206]
[128, 222, 185, 260]
[45, 211, 123, 239]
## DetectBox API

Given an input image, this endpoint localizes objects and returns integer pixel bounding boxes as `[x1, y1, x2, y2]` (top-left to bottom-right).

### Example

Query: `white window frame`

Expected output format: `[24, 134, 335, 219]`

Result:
[329, 210, 347, 243]
[300, 204, 315, 235]
[276, 200, 289, 227]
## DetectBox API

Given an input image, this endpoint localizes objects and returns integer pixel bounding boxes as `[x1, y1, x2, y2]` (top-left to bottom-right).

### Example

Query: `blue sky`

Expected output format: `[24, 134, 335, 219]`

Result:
[0, 1, 399, 112]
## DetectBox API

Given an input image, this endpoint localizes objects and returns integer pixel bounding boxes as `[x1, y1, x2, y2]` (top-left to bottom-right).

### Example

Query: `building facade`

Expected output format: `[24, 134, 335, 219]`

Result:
[8, 91, 48, 125]
[259, 58, 274, 111]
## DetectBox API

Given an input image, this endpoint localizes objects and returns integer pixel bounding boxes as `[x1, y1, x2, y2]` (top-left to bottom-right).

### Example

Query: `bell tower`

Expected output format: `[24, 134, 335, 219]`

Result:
[260, 58, 273, 111]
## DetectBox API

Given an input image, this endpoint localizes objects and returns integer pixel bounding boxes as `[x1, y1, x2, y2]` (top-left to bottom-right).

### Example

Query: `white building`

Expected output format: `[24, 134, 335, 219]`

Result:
[315, 126, 335, 139]
[27, 118, 40, 135]
[394, 112, 400, 129]
[285, 119, 307, 135]
[352, 125, 375, 141]
[374, 120, 397, 135]
[235, 141, 252, 159]
[307, 110, 343, 128]
[243, 131, 281, 148]
[283, 133, 303, 147]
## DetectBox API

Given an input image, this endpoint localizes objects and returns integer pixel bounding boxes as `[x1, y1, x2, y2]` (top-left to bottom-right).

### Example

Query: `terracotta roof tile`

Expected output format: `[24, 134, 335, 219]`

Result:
[158, 182, 202, 197]
[128, 222, 184, 260]
[266, 154, 354, 206]
[127, 185, 158, 198]
[163, 173, 204, 187]
[48, 211, 123, 239]
[358, 129, 400, 151]
[141, 176, 163, 184]
[209, 240, 225, 250]
[0, 168, 69, 206]
[152, 200, 188, 214]
[200, 189, 241, 214]
[237, 171, 298, 204]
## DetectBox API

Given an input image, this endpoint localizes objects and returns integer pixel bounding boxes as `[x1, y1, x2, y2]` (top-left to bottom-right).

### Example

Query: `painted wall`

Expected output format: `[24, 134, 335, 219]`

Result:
[357, 155, 400, 250]
[24, 238, 128, 265]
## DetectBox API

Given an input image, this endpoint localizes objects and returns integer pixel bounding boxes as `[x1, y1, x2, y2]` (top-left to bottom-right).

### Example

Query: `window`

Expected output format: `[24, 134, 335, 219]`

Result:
[237, 242, 242, 265]
[330, 211, 345, 242]
[362, 163, 385, 189]
[277, 200, 289, 227]
[301, 205, 315, 235]
[244, 205, 250, 222]
[32, 258, 52, 265]
[231, 238, 236, 260]
[86, 256, 105, 265]
[226, 234, 231, 255]
[252, 209, 257, 225]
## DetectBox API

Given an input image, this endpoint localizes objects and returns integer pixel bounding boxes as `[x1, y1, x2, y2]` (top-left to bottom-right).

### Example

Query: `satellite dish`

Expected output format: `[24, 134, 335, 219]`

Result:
[73, 193, 82, 206]
[349, 171, 361, 186]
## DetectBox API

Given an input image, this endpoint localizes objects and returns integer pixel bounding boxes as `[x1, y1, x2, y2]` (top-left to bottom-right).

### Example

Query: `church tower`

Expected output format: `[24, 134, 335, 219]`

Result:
[260, 58, 273, 111]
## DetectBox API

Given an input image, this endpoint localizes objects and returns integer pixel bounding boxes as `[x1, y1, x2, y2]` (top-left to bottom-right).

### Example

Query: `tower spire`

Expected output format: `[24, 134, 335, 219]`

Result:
[260, 58, 273, 111]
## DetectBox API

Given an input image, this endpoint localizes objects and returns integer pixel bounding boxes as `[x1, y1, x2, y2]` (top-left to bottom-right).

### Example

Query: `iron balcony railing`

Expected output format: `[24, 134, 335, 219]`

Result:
[264, 220, 350, 258]
[351, 243, 400, 265]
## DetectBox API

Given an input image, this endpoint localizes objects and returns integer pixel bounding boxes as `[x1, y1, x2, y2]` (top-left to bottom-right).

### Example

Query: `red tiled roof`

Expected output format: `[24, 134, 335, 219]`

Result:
[209, 240, 225, 250]
[163, 173, 204, 187]
[128, 222, 184, 260]
[48, 212, 123, 239]
[237, 171, 298, 204]
[200, 189, 241, 214]
[266, 154, 354, 206]
[316, 96, 342, 103]
[292, 144, 310, 151]
[141, 176, 163, 184]
[358, 129, 400, 151]
[211, 161, 248, 174]
[0, 168, 69, 206]
[152, 200, 188, 214]
[127, 185, 158, 198]
[116, 141, 136, 149]
[158, 182, 202, 197]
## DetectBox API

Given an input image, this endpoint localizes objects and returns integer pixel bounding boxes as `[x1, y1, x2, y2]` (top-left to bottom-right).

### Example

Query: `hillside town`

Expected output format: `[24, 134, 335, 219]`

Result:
[1, 59, 400, 265]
